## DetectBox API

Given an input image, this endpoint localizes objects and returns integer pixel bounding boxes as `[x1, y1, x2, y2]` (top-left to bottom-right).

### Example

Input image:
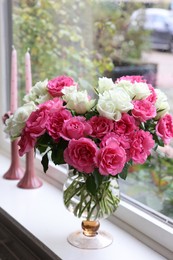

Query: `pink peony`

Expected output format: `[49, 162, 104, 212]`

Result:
[156, 114, 173, 145]
[95, 141, 126, 176]
[132, 99, 156, 122]
[88, 116, 114, 139]
[18, 130, 36, 156]
[60, 116, 92, 141]
[25, 107, 48, 138]
[46, 108, 72, 141]
[47, 75, 75, 97]
[130, 130, 155, 164]
[64, 137, 98, 173]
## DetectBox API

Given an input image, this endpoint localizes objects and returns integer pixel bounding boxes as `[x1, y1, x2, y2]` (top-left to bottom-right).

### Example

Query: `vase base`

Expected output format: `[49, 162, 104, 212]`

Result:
[67, 230, 113, 249]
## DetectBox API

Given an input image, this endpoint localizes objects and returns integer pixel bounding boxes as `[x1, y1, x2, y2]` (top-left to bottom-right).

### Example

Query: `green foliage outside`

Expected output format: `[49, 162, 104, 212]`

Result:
[120, 150, 173, 219]
[92, 1, 150, 66]
[13, 0, 149, 104]
[13, 0, 99, 102]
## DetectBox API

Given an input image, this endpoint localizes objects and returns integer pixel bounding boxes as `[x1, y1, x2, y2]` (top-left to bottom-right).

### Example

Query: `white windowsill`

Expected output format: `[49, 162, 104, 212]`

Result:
[0, 152, 171, 260]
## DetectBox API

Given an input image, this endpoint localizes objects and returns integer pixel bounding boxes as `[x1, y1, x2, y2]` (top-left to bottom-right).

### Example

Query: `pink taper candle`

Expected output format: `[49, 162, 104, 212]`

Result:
[17, 49, 42, 189]
[3, 47, 24, 180]
[10, 46, 18, 113]
[25, 49, 32, 94]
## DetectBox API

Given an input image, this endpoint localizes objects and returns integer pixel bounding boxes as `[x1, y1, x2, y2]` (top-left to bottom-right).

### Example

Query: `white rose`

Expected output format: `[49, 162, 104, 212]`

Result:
[62, 85, 78, 102]
[13, 101, 37, 122]
[4, 102, 37, 139]
[23, 79, 48, 103]
[116, 80, 151, 100]
[97, 77, 115, 94]
[36, 93, 52, 104]
[155, 89, 170, 119]
[116, 80, 134, 98]
[133, 82, 151, 100]
[64, 89, 95, 114]
[97, 88, 133, 121]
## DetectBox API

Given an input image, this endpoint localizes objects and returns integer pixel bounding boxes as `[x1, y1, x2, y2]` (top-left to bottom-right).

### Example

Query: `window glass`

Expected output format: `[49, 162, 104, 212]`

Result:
[12, 0, 173, 222]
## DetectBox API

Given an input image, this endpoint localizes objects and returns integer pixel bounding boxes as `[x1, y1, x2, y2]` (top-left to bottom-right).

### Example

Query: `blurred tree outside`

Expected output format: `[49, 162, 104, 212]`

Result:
[13, 0, 150, 104]
[92, 1, 150, 66]
[13, 0, 106, 103]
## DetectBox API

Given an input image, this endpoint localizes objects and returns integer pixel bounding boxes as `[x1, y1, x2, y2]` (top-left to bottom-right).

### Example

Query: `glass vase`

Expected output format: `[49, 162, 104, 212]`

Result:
[63, 170, 120, 249]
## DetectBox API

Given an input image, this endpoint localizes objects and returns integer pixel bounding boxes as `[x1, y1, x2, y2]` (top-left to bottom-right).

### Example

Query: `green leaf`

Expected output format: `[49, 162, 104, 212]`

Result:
[153, 134, 164, 147]
[51, 139, 68, 165]
[93, 169, 108, 190]
[41, 153, 49, 173]
[85, 110, 98, 120]
[119, 163, 129, 180]
[86, 175, 97, 196]
[36, 133, 52, 154]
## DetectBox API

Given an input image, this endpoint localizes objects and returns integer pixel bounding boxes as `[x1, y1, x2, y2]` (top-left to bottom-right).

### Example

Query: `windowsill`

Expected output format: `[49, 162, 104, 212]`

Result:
[0, 152, 170, 260]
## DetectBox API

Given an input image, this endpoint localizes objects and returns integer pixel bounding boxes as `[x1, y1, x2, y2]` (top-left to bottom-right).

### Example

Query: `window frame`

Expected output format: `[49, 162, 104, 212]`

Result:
[0, 0, 12, 152]
[0, 1, 172, 258]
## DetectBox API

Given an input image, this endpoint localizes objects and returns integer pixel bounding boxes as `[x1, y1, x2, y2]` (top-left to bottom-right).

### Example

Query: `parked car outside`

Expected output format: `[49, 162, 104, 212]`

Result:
[130, 8, 173, 53]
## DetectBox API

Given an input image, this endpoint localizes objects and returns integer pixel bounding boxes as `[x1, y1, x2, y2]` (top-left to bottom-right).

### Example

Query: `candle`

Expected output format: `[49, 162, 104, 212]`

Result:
[25, 49, 32, 94]
[10, 46, 17, 113]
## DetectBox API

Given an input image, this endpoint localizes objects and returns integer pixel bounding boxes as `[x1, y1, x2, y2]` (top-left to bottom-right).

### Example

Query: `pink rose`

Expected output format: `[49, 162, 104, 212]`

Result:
[46, 108, 72, 141]
[111, 113, 138, 154]
[95, 141, 126, 176]
[88, 116, 114, 139]
[100, 132, 130, 161]
[64, 137, 98, 173]
[47, 75, 75, 97]
[116, 75, 146, 83]
[115, 134, 132, 151]
[60, 116, 92, 141]
[114, 113, 137, 135]
[25, 107, 48, 138]
[156, 114, 173, 144]
[18, 130, 36, 156]
[146, 84, 157, 104]
[100, 132, 120, 148]
[132, 99, 156, 122]
[39, 97, 64, 111]
[130, 130, 155, 164]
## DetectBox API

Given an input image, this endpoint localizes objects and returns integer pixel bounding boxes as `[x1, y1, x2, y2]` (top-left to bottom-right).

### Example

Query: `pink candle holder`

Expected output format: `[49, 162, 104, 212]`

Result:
[3, 139, 24, 180]
[17, 149, 43, 189]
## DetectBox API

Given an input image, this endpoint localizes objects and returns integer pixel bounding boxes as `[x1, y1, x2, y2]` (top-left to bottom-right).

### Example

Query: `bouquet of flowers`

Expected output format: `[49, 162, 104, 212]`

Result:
[4, 75, 173, 219]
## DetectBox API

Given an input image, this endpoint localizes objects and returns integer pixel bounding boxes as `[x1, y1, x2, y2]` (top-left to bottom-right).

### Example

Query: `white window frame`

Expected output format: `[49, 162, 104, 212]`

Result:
[0, 0, 9, 152]
[0, 1, 172, 258]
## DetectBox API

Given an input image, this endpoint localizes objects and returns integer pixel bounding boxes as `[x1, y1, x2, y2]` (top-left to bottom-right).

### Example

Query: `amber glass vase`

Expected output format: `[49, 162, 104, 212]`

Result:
[63, 170, 120, 249]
